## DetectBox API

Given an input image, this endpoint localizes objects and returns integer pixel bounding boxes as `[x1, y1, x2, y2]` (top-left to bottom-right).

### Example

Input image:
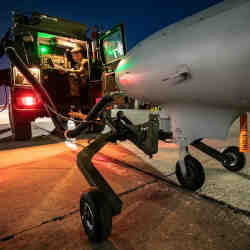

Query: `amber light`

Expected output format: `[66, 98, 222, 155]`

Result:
[239, 113, 248, 152]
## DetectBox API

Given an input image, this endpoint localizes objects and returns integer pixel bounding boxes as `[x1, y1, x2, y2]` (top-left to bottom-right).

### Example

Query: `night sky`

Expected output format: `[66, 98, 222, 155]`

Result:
[0, 0, 223, 69]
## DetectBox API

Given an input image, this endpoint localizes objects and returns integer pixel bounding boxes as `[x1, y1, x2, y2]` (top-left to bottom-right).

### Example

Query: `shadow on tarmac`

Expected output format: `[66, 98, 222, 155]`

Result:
[236, 171, 250, 181]
[206, 167, 250, 181]
[0, 134, 63, 151]
[0, 122, 100, 151]
[91, 240, 119, 250]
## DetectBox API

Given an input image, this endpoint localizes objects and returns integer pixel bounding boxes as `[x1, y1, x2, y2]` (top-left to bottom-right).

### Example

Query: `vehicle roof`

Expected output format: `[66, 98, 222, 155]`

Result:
[12, 12, 87, 41]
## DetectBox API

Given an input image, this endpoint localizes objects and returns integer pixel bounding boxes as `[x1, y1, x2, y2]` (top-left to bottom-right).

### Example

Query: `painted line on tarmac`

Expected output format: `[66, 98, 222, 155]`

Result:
[0, 179, 158, 243]
[33, 126, 250, 219]
[96, 152, 250, 219]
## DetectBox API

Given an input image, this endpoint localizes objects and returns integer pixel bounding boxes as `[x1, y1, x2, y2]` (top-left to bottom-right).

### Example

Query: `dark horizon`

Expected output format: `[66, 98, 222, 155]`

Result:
[0, 0, 223, 68]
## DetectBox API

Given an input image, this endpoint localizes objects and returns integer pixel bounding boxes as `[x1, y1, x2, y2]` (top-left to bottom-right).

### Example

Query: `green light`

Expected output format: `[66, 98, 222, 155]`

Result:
[108, 49, 113, 56]
[38, 32, 55, 39]
[40, 45, 49, 55]
[116, 59, 134, 74]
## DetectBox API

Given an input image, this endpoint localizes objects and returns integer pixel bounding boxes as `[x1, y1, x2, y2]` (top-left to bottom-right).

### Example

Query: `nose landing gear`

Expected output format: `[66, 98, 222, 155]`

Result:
[175, 139, 246, 192]
[176, 155, 205, 191]
[175, 140, 247, 192]
[66, 93, 247, 242]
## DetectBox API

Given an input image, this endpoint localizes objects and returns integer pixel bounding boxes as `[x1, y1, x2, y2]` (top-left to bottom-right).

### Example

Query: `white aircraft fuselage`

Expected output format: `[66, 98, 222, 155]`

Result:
[116, 0, 250, 145]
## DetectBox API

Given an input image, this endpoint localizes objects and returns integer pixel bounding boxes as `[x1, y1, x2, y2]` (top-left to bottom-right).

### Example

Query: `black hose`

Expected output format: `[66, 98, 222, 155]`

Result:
[67, 93, 114, 138]
[85, 93, 114, 121]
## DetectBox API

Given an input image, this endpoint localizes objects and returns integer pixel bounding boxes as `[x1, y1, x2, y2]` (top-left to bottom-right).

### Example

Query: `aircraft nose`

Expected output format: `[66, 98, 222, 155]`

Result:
[115, 55, 136, 89]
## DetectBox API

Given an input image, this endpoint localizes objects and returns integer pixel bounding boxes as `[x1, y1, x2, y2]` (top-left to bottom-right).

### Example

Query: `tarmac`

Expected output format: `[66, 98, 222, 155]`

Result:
[0, 109, 249, 250]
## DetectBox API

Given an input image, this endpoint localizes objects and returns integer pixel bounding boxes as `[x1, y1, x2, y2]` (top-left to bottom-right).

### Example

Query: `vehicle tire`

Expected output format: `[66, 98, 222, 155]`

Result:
[176, 155, 205, 191]
[80, 190, 112, 242]
[221, 146, 246, 172]
[9, 105, 32, 141]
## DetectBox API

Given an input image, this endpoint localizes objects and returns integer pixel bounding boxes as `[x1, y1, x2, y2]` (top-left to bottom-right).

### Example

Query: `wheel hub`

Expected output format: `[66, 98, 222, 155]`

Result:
[225, 152, 238, 167]
[82, 203, 94, 231]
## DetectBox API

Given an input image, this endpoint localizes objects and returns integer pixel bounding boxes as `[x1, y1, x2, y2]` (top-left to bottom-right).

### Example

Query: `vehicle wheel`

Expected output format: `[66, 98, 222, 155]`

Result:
[176, 155, 205, 191]
[80, 190, 112, 242]
[221, 146, 246, 172]
[9, 105, 32, 140]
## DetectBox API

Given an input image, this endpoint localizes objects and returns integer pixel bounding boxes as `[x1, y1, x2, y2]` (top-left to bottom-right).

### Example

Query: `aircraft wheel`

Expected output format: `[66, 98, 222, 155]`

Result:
[221, 146, 246, 172]
[80, 190, 112, 242]
[176, 155, 205, 191]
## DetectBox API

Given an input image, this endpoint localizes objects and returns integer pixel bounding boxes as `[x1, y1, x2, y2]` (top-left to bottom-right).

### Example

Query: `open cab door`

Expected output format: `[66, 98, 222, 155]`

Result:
[97, 24, 127, 93]
[98, 24, 127, 67]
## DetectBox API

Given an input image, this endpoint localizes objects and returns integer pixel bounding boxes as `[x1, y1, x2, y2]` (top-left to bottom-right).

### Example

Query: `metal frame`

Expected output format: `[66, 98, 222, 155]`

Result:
[76, 131, 122, 216]
[191, 140, 229, 165]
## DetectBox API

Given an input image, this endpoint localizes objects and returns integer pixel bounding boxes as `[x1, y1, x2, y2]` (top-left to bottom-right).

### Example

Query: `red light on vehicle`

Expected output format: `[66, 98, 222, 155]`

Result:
[16, 95, 38, 108]
[22, 96, 35, 106]
[95, 98, 101, 104]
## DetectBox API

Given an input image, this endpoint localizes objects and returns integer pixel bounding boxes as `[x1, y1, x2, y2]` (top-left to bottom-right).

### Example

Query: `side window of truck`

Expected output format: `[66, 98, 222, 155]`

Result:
[98, 24, 127, 66]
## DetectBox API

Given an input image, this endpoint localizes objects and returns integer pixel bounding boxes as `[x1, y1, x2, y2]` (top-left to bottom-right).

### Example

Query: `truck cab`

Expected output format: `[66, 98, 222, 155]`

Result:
[3, 12, 127, 140]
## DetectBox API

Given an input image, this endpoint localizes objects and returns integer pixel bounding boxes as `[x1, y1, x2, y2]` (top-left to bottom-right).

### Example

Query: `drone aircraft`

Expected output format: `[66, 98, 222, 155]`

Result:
[0, 0, 249, 243]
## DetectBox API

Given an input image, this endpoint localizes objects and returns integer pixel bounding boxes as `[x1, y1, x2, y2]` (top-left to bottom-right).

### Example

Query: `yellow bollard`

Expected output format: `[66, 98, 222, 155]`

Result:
[239, 113, 248, 152]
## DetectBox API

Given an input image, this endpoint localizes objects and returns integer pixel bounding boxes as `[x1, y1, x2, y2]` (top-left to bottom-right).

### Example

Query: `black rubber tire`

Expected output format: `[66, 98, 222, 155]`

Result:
[80, 190, 112, 242]
[176, 155, 205, 191]
[221, 146, 246, 172]
[9, 105, 32, 141]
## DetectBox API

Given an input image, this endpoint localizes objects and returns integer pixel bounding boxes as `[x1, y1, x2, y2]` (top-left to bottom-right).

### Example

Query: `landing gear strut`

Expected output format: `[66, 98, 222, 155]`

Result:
[66, 93, 160, 242]
[66, 93, 247, 242]
[174, 139, 246, 192]
[191, 140, 246, 172]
